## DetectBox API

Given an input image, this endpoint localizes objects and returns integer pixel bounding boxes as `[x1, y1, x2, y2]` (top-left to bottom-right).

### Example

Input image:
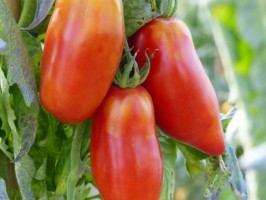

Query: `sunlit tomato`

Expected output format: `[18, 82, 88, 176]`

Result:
[131, 18, 225, 156]
[90, 85, 163, 200]
[40, 0, 124, 123]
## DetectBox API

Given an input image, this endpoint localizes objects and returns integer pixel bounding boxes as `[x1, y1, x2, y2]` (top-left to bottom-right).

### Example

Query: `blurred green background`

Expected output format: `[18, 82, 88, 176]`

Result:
[174, 0, 266, 199]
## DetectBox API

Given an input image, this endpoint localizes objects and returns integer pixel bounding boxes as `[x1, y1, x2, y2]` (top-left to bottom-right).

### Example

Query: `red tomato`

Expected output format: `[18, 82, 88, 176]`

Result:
[40, 0, 124, 123]
[131, 18, 225, 156]
[90, 85, 163, 200]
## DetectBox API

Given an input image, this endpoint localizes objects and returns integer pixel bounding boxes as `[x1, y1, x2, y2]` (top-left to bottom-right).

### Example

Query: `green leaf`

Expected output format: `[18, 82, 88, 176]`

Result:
[54, 139, 72, 196]
[27, 111, 65, 197]
[158, 133, 177, 200]
[15, 155, 36, 200]
[0, 66, 16, 134]
[22, 0, 55, 31]
[0, 138, 12, 160]
[204, 143, 247, 200]
[67, 122, 89, 200]
[123, 0, 157, 37]
[186, 159, 206, 177]
[0, 0, 39, 161]
[176, 142, 209, 161]
[204, 156, 227, 200]
[225, 145, 247, 200]
[34, 157, 47, 181]
[0, 1, 38, 107]
[74, 183, 91, 200]
[12, 86, 38, 162]
[0, 178, 9, 200]
[220, 107, 237, 131]
[44, 114, 63, 190]
[176, 141, 208, 176]
[21, 31, 42, 69]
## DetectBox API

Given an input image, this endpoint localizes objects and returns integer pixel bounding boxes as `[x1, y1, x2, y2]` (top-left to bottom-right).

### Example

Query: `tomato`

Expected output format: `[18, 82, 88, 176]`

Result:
[40, 0, 124, 123]
[131, 18, 225, 156]
[90, 85, 163, 200]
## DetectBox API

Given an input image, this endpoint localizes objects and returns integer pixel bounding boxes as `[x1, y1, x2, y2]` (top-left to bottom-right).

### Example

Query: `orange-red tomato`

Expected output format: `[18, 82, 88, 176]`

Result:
[40, 0, 124, 123]
[131, 18, 225, 156]
[90, 86, 163, 200]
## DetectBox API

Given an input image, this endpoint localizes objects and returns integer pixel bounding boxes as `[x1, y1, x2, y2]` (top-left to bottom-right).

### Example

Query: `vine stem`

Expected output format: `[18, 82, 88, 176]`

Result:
[114, 38, 153, 88]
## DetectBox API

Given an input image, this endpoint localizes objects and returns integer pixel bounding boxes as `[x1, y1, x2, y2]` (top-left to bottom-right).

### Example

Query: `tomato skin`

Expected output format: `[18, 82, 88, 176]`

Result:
[131, 18, 225, 156]
[40, 0, 124, 123]
[91, 86, 163, 200]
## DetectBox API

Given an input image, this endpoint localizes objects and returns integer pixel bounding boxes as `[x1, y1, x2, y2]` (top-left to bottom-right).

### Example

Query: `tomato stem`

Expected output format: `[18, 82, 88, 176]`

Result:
[114, 38, 153, 89]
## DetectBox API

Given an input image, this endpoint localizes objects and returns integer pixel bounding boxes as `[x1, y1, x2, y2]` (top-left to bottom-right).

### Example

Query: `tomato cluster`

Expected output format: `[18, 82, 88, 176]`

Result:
[40, 1, 225, 199]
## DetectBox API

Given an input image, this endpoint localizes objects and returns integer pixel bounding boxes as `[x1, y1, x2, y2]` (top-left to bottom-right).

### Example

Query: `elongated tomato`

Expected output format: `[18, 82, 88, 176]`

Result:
[40, 0, 124, 123]
[131, 18, 225, 156]
[91, 86, 163, 200]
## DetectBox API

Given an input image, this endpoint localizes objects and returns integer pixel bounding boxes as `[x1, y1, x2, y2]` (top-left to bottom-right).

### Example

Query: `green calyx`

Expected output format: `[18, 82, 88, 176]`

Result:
[114, 39, 154, 89]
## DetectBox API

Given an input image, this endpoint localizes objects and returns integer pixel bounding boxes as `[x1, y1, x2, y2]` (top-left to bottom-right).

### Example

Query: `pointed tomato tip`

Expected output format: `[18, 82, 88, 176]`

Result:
[204, 141, 226, 156]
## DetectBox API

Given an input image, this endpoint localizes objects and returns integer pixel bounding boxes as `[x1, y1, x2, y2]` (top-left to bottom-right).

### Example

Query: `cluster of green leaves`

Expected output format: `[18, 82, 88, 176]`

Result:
[0, 0, 248, 199]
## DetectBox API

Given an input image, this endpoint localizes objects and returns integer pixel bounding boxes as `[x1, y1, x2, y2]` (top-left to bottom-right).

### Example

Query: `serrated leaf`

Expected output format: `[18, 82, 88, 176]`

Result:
[22, 0, 54, 31]
[12, 87, 38, 162]
[158, 134, 177, 200]
[15, 155, 36, 200]
[0, 67, 17, 134]
[0, 1, 38, 107]
[67, 122, 89, 200]
[0, 178, 9, 200]
[0, 0, 39, 161]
